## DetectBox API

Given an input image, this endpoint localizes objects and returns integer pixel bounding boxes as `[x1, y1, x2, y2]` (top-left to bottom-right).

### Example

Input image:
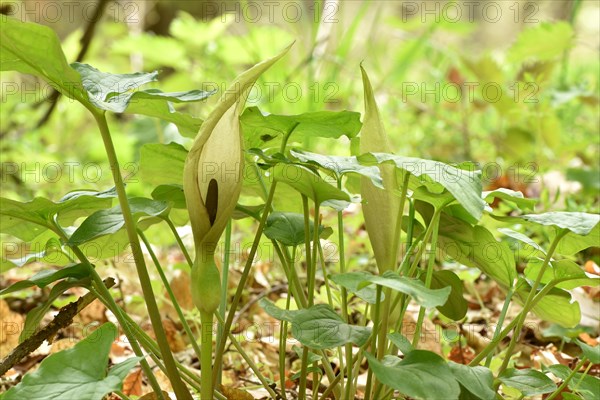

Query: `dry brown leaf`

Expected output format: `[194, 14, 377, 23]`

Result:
[168, 270, 193, 311]
[0, 299, 24, 358]
[49, 338, 77, 354]
[139, 390, 172, 400]
[448, 345, 476, 365]
[122, 367, 144, 396]
[220, 384, 255, 400]
[142, 319, 187, 353]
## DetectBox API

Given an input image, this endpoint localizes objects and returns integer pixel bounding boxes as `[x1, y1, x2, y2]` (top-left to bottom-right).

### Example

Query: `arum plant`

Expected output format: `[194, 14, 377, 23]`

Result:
[183, 45, 291, 400]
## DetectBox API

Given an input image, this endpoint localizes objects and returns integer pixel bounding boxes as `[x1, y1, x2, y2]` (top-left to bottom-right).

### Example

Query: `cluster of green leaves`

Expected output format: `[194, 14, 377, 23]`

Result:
[1, 11, 599, 400]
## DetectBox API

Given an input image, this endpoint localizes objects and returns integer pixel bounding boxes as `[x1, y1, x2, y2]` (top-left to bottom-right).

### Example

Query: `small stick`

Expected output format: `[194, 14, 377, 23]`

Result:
[0, 277, 115, 376]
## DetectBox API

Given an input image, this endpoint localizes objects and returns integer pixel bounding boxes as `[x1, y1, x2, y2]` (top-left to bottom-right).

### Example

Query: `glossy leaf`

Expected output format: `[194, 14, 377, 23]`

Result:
[69, 198, 169, 245]
[360, 152, 485, 220]
[151, 184, 186, 209]
[483, 188, 536, 211]
[72, 62, 214, 114]
[259, 299, 371, 350]
[0, 188, 116, 241]
[556, 224, 600, 255]
[577, 340, 600, 364]
[241, 106, 362, 143]
[498, 368, 555, 396]
[331, 271, 450, 308]
[547, 365, 600, 400]
[427, 270, 468, 321]
[438, 214, 517, 289]
[3, 323, 141, 400]
[289, 149, 384, 188]
[329, 273, 380, 304]
[0, 264, 89, 295]
[140, 142, 187, 187]
[515, 278, 581, 328]
[448, 363, 495, 400]
[271, 164, 351, 208]
[365, 351, 460, 400]
[521, 212, 600, 235]
[0, 17, 89, 104]
[525, 258, 599, 290]
[388, 332, 414, 355]
[264, 211, 323, 247]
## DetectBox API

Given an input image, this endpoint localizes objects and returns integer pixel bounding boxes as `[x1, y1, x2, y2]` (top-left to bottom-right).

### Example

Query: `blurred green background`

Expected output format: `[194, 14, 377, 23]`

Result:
[1, 0, 598, 211]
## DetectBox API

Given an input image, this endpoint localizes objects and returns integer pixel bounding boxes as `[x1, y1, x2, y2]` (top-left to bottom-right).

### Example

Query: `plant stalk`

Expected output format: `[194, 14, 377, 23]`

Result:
[498, 230, 567, 374]
[91, 110, 191, 399]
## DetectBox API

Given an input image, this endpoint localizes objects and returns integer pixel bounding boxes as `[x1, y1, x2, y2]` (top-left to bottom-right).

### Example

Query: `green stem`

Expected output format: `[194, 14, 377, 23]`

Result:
[165, 217, 193, 267]
[91, 110, 190, 399]
[485, 284, 516, 368]
[216, 220, 233, 387]
[470, 277, 563, 366]
[337, 180, 354, 400]
[212, 178, 278, 388]
[545, 357, 587, 400]
[138, 229, 202, 361]
[413, 211, 441, 347]
[498, 230, 567, 374]
[364, 285, 383, 400]
[200, 311, 215, 400]
[302, 195, 314, 305]
[54, 224, 164, 399]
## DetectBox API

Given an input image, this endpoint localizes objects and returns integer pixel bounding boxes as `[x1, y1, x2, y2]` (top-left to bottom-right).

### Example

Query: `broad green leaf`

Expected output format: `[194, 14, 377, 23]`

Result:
[20, 279, 88, 342]
[0, 264, 89, 295]
[0, 17, 89, 104]
[125, 99, 204, 137]
[0, 188, 116, 241]
[151, 184, 186, 209]
[576, 340, 600, 364]
[515, 278, 581, 328]
[0, 197, 53, 240]
[508, 22, 574, 63]
[72, 63, 214, 114]
[259, 299, 371, 350]
[498, 227, 546, 255]
[271, 164, 351, 209]
[388, 332, 414, 355]
[1, 236, 71, 270]
[557, 224, 600, 255]
[358, 66, 400, 273]
[69, 198, 169, 245]
[483, 188, 536, 211]
[438, 215, 517, 288]
[525, 258, 599, 290]
[521, 212, 600, 236]
[365, 351, 460, 400]
[360, 152, 485, 220]
[3, 323, 141, 400]
[291, 305, 371, 350]
[331, 271, 450, 308]
[290, 149, 384, 189]
[140, 142, 187, 187]
[427, 270, 468, 321]
[448, 363, 495, 400]
[329, 273, 380, 304]
[241, 106, 362, 144]
[264, 212, 322, 247]
[542, 324, 594, 343]
[498, 368, 555, 396]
